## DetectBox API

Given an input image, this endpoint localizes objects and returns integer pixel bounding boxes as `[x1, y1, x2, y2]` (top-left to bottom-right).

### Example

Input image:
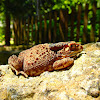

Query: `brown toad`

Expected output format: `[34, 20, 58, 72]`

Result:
[8, 41, 83, 77]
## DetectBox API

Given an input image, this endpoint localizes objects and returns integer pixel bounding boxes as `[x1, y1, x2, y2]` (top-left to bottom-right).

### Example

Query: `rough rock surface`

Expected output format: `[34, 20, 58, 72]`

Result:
[0, 42, 100, 100]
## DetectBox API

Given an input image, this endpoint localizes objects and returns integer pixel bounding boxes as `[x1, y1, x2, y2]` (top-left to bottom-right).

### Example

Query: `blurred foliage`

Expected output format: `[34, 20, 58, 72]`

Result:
[0, 12, 5, 43]
[0, 27, 5, 42]
[40, 0, 100, 14]
[0, 0, 100, 45]
[0, 0, 34, 19]
[0, 0, 100, 19]
[0, 0, 100, 18]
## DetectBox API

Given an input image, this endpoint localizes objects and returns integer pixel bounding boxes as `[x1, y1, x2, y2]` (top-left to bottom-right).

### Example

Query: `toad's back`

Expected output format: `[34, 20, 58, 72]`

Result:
[23, 44, 57, 76]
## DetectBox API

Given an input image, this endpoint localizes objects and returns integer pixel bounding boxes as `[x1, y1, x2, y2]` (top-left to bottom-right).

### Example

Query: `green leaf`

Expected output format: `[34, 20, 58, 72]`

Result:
[62, 5, 65, 9]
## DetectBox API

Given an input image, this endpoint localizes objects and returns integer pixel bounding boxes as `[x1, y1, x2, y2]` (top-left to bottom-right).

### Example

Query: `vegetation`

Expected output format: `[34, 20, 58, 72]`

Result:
[0, 0, 100, 45]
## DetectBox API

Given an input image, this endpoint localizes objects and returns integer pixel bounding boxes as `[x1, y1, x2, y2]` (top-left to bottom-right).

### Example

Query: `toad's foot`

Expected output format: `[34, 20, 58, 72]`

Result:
[53, 57, 74, 70]
[9, 65, 28, 78]
[17, 71, 28, 78]
[9, 64, 19, 75]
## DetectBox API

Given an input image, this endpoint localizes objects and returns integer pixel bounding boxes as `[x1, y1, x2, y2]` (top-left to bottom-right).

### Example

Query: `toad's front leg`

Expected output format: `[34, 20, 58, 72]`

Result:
[53, 57, 74, 70]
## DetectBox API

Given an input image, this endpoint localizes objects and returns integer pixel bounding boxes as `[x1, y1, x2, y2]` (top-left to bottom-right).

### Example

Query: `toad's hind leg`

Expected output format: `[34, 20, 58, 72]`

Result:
[17, 71, 28, 78]
[9, 65, 28, 78]
[8, 55, 28, 78]
[9, 64, 19, 75]
[53, 57, 74, 70]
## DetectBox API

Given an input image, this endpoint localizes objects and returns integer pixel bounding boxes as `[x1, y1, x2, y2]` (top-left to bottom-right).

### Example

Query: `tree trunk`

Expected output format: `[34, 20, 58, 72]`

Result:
[5, 12, 10, 46]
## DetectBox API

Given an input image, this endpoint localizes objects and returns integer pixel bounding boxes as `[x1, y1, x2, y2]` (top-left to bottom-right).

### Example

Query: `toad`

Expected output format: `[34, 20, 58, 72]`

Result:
[8, 41, 83, 77]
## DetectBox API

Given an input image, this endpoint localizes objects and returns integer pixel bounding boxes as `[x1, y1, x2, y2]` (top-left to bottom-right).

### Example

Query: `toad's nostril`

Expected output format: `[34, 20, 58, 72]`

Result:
[80, 46, 83, 50]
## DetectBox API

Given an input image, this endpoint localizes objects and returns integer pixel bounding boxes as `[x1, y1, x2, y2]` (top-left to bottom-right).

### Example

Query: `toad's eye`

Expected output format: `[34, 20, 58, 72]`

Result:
[71, 44, 76, 48]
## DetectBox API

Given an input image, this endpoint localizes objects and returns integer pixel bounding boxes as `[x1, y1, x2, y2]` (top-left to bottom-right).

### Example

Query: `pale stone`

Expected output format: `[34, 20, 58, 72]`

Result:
[0, 42, 100, 100]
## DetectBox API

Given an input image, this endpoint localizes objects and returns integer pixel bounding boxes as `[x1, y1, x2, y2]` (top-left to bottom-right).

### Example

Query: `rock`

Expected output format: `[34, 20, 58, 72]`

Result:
[0, 42, 100, 100]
